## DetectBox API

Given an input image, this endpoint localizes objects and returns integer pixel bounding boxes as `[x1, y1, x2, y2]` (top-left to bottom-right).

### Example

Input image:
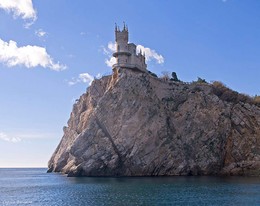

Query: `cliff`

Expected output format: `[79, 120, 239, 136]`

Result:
[48, 69, 260, 176]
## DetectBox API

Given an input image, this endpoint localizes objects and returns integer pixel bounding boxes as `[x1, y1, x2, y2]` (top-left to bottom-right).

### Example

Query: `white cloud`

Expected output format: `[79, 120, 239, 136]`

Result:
[103, 42, 115, 55]
[35, 29, 46, 37]
[103, 47, 110, 56]
[0, 0, 37, 28]
[0, 38, 67, 71]
[96, 73, 101, 78]
[136, 45, 164, 64]
[103, 42, 116, 67]
[108, 41, 116, 52]
[80, 32, 86, 36]
[103, 42, 164, 67]
[105, 57, 116, 67]
[68, 73, 101, 86]
[0, 132, 21, 143]
[79, 73, 94, 85]
[222, 0, 227, 2]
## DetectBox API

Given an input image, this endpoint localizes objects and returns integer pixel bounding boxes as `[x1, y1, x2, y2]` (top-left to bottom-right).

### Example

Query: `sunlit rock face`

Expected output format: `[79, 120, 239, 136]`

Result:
[48, 69, 260, 177]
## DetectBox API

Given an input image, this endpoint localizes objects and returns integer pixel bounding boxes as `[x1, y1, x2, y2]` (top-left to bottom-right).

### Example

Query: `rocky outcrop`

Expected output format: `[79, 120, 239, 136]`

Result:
[48, 69, 260, 176]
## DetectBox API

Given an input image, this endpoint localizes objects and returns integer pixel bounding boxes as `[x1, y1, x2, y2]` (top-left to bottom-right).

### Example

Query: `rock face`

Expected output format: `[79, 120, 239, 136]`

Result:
[48, 69, 260, 176]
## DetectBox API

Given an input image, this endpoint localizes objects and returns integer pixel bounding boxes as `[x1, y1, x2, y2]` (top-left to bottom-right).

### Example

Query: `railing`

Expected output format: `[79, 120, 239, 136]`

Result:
[113, 51, 131, 57]
[112, 63, 144, 70]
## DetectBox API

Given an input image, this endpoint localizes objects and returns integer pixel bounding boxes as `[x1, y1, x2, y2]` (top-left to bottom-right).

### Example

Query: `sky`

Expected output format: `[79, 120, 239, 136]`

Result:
[0, 0, 259, 167]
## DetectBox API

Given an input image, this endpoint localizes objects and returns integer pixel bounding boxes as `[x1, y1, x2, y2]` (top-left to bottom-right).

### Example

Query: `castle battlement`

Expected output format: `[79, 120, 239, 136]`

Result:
[112, 23, 147, 72]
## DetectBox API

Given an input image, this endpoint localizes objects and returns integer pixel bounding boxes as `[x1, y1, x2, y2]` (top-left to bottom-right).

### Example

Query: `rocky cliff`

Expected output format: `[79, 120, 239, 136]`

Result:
[48, 69, 260, 176]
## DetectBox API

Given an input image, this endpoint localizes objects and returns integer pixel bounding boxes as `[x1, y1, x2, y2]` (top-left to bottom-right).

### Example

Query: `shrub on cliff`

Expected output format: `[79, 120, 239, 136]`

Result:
[193, 77, 208, 84]
[253, 95, 260, 103]
[212, 81, 259, 106]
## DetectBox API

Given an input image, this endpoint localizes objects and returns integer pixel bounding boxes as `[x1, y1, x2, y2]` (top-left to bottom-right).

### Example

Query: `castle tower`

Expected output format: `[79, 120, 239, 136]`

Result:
[115, 23, 128, 53]
[113, 23, 131, 67]
[112, 23, 147, 72]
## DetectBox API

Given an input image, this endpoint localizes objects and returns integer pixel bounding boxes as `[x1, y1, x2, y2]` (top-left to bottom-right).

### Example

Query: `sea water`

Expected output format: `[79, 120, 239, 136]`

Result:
[0, 168, 259, 206]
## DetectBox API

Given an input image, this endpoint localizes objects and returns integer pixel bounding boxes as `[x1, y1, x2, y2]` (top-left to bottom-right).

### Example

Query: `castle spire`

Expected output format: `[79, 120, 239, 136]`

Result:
[115, 23, 117, 31]
[123, 22, 126, 30]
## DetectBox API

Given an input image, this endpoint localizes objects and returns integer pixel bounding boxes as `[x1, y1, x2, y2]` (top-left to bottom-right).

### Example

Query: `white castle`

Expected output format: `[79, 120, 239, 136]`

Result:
[112, 24, 147, 72]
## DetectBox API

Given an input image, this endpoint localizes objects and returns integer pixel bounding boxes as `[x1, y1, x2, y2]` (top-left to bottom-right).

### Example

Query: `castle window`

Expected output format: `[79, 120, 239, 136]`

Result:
[125, 46, 127, 52]
[118, 45, 120, 51]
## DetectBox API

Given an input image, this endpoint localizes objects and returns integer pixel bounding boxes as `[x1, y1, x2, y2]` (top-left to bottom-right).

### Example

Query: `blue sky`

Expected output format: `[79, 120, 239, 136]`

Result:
[0, 0, 259, 167]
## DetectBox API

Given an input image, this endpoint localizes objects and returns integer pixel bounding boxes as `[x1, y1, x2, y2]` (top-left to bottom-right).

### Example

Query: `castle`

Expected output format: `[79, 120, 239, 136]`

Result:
[112, 24, 147, 72]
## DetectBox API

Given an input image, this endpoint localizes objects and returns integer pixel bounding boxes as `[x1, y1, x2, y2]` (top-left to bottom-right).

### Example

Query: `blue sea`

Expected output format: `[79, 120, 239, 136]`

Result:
[0, 168, 259, 206]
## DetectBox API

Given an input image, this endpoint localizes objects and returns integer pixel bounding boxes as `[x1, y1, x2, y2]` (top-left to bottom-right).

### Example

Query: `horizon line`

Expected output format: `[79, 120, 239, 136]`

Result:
[0, 167, 48, 169]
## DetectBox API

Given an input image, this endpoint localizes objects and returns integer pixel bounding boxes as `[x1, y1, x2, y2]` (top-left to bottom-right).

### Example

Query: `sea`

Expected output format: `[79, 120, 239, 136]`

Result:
[0, 168, 259, 206]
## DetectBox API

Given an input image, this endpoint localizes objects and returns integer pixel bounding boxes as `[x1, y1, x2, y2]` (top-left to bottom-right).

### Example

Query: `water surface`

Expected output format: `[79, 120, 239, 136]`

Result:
[0, 168, 259, 205]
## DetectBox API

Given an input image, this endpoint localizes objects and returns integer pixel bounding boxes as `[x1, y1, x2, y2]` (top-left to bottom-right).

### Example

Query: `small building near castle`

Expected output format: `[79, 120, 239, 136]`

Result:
[113, 24, 147, 72]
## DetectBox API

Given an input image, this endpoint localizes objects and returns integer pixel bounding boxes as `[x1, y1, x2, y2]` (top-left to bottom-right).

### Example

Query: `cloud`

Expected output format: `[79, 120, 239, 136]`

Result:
[0, 132, 21, 143]
[68, 73, 101, 86]
[222, 0, 227, 2]
[103, 42, 115, 55]
[0, 0, 37, 28]
[136, 45, 164, 64]
[0, 38, 67, 71]
[80, 32, 86, 36]
[35, 29, 46, 37]
[105, 57, 116, 67]
[103, 42, 116, 67]
[103, 42, 164, 67]
[108, 42, 116, 52]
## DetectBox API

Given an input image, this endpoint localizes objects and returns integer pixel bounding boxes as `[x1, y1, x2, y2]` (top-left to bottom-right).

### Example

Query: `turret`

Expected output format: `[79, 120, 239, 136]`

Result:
[115, 23, 128, 52]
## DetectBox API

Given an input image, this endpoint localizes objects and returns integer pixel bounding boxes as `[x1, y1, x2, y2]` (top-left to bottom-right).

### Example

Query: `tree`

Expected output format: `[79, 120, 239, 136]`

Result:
[160, 71, 170, 80]
[171, 72, 179, 81]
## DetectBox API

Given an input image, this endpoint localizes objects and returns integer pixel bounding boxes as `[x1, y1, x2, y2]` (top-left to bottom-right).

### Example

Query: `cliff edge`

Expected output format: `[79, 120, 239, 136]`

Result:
[48, 69, 260, 176]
